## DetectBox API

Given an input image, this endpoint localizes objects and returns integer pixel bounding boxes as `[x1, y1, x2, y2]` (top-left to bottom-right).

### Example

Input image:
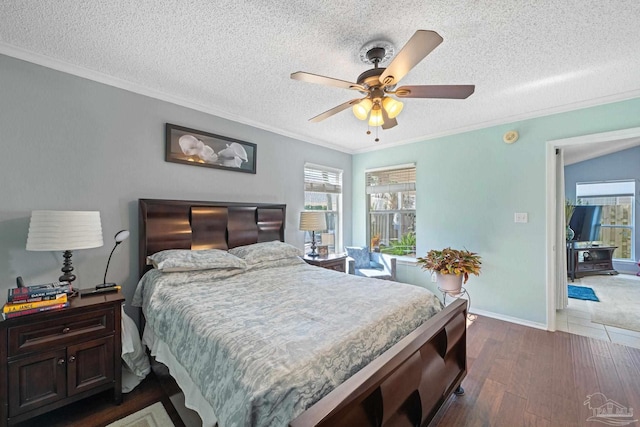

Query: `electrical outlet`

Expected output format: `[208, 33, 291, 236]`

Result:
[431, 272, 437, 283]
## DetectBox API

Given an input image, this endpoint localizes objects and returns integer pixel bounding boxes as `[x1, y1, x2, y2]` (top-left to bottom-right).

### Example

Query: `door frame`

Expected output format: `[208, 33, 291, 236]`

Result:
[545, 126, 640, 330]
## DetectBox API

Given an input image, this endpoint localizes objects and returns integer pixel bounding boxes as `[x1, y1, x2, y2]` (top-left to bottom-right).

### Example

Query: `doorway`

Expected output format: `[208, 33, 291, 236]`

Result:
[545, 126, 640, 335]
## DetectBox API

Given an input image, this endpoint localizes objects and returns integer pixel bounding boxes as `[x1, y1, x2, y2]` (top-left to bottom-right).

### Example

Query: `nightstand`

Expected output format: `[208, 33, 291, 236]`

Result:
[0, 291, 124, 426]
[303, 254, 348, 273]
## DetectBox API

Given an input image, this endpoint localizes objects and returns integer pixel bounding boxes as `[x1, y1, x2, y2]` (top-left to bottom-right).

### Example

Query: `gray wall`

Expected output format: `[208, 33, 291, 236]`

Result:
[0, 54, 352, 319]
[565, 146, 640, 273]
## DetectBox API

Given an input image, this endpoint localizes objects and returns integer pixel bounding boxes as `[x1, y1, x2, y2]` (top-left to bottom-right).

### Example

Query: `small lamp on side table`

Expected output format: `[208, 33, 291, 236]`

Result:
[299, 211, 327, 258]
[101, 229, 130, 287]
[26, 210, 104, 283]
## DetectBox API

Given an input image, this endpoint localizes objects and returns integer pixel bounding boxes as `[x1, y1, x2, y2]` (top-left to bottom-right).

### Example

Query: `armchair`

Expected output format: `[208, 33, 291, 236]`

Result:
[345, 246, 397, 281]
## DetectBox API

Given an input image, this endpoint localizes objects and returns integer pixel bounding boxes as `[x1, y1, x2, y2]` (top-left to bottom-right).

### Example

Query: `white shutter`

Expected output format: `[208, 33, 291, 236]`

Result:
[366, 165, 416, 194]
[304, 163, 342, 194]
[576, 180, 635, 198]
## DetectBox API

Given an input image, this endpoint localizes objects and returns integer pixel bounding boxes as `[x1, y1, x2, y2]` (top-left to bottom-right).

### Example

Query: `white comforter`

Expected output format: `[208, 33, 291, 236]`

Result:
[133, 259, 442, 427]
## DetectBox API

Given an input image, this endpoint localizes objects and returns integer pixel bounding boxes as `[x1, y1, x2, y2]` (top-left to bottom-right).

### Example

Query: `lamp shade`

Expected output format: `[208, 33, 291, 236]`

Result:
[382, 97, 404, 119]
[26, 210, 104, 251]
[368, 107, 383, 126]
[299, 211, 327, 231]
[352, 98, 373, 120]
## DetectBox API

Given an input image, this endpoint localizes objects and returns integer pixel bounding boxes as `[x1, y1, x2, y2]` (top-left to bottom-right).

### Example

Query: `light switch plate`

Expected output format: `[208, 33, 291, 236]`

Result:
[514, 212, 528, 223]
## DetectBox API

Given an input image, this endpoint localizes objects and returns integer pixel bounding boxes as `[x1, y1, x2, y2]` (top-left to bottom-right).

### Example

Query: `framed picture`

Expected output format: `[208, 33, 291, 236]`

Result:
[317, 245, 329, 258]
[165, 123, 257, 174]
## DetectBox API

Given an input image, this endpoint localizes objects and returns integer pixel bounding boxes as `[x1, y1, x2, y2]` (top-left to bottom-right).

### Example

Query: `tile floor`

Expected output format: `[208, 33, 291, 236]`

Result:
[556, 274, 640, 349]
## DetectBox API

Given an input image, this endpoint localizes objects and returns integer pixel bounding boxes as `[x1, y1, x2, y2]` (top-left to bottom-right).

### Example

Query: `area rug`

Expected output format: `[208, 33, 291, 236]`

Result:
[106, 402, 175, 427]
[580, 275, 640, 333]
[568, 284, 600, 301]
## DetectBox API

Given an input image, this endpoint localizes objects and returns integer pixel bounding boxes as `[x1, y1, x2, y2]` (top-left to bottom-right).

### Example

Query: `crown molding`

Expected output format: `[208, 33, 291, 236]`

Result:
[0, 42, 354, 154]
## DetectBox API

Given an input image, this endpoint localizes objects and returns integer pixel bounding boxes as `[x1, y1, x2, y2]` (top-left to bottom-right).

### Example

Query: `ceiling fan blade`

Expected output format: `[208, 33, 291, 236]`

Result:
[395, 85, 475, 99]
[291, 72, 366, 91]
[381, 116, 398, 130]
[309, 99, 362, 123]
[380, 105, 398, 130]
[379, 30, 443, 87]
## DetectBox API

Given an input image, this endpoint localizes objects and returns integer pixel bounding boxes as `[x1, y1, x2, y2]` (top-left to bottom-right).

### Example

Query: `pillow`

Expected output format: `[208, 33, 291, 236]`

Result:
[346, 246, 370, 269]
[369, 260, 383, 270]
[228, 240, 302, 265]
[147, 249, 247, 272]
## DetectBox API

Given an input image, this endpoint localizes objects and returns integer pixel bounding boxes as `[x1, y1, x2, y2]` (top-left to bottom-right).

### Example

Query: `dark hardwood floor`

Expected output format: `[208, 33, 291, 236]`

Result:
[431, 315, 640, 426]
[15, 315, 640, 426]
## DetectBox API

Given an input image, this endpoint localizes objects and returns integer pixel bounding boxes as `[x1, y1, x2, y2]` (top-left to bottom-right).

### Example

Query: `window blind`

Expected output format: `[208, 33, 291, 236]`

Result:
[366, 165, 416, 194]
[304, 164, 342, 194]
[576, 180, 635, 198]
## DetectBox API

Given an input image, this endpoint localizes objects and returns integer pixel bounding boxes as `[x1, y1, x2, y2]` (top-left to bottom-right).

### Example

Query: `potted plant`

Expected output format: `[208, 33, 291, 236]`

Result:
[565, 199, 575, 241]
[416, 247, 482, 292]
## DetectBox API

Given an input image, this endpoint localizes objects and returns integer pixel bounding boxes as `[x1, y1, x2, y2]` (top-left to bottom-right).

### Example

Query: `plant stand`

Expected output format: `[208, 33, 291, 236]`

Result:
[438, 286, 471, 312]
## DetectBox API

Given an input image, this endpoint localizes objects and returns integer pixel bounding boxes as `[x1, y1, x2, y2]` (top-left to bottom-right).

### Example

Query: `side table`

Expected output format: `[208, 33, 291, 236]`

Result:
[0, 291, 124, 426]
[303, 254, 347, 273]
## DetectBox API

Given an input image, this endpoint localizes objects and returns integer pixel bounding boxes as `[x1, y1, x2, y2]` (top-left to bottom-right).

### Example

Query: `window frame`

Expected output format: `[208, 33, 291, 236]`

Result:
[304, 163, 343, 254]
[576, 180, 636, 261]
[365, 163, 417, 258]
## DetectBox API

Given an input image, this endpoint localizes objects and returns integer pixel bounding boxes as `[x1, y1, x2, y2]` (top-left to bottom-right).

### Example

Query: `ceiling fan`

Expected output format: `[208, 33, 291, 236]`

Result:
[291, 30, 475, 135]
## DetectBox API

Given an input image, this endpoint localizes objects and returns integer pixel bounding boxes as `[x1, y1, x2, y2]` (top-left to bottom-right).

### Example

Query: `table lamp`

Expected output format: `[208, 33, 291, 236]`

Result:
[100, 230, 130, 288]
[26, 210, 104, 283]
[299, 211, 327, 257]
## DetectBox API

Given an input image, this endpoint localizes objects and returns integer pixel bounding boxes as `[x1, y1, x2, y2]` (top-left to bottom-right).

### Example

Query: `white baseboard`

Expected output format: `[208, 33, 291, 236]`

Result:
[469, 308, 549, 331]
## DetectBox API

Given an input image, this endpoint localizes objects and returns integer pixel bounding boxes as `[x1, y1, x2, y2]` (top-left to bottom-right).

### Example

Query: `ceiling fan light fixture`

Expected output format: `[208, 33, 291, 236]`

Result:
[368, 107, 383, 126]
[382, 97, 404, 119]
[352, 98, 373, 120]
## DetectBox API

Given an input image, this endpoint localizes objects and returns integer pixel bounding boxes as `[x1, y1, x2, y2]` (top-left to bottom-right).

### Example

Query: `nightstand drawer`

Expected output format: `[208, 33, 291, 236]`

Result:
[8, 307, 115, 357]
[323, 262, 346, 272]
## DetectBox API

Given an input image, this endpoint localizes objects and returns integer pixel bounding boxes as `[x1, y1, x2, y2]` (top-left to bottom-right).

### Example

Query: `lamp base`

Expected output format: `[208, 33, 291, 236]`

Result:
[59, 250, 76, 283]
[307, 232, 319, 257]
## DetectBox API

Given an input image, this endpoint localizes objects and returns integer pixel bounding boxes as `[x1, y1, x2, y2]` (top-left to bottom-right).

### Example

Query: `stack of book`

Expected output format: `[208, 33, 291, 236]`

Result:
[3, 282, 72, 319]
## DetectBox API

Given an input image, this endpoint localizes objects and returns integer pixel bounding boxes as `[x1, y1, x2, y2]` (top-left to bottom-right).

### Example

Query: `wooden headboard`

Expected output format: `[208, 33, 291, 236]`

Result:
[138, 199, 286, 277]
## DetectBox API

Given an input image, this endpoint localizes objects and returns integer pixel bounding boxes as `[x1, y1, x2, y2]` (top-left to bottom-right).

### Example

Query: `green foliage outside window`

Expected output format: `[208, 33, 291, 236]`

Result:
[380, 232, 416, 256]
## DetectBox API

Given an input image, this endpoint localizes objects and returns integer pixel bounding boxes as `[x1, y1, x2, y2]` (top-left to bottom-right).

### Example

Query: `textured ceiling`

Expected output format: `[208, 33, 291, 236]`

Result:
[1, 1, 640, 153]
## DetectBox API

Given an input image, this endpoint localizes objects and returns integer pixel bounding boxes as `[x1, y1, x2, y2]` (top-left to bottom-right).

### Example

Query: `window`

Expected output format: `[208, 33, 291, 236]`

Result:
[576, 180, 635, 260]
[304, 163, 343, 254]
[366, 164, 416, 257]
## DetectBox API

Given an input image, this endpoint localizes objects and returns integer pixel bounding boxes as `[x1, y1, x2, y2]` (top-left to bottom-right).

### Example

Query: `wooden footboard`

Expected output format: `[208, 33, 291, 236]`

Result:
[290, 298, 467, 427]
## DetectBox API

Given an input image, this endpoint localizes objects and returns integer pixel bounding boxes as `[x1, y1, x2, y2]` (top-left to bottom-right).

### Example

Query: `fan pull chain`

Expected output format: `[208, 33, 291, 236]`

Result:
[365, 124, 380, 142]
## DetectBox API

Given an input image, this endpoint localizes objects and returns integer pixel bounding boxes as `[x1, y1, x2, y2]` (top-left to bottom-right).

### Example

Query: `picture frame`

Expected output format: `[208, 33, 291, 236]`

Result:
[165, 123, 257, 174]
[317, 245, 329, 258]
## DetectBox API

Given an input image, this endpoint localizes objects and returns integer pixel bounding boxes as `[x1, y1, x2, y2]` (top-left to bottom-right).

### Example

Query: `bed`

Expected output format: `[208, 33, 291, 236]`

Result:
[136, 198, 467, 427]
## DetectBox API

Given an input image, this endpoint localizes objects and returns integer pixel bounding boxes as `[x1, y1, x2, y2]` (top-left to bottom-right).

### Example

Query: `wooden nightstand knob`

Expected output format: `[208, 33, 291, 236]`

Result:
[62, 327, 70, 334]
[68, 355, 76, 363]
[57, 358, 65, 365]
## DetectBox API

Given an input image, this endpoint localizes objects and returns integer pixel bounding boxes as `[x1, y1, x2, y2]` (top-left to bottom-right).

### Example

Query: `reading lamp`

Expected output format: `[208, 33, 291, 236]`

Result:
[299, 211, 327, 257]
[26, 210, 104, 283]
[102, 230, 130, 287]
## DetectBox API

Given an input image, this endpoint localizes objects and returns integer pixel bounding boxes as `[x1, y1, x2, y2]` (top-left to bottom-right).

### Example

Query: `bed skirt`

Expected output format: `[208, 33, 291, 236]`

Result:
[143, 326, 218, 427]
